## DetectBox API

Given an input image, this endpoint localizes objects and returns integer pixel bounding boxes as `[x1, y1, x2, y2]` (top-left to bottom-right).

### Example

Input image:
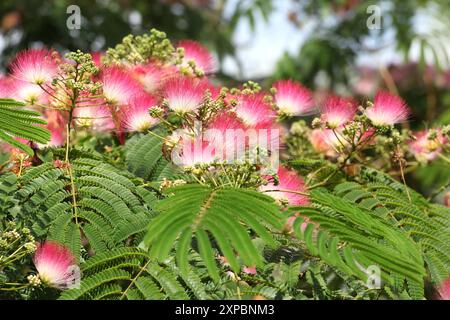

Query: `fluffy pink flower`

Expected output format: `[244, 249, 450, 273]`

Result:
[0, 76, 14, 98]
[409, 130, 447, 162]
[73, 104, 114, 131]
[42, 110, 66, 147]
[204, 82, 222, 101]
[351, 67, 379, 96]
[273, 80, 315, 116]
[121, 94, 159, 132]
[310, 129, 337, 157]
[10, 48, 57, 85]
[209, 109, 281, 164]
[206, 113, 248, 162]
[208, 112, 246, 133]
[90, 51, 104, 67]
[321, 95, 357, 128]
[178, 40, 215, 74]
[173, 136, 217, 167]
[243, 266, 257, 275]
[260, 166, 309, 206]
[0, 138, 31, 156]
[33, 241, 77, 289]
[285, 213, 312, 233]
[163, 76, 207, 113]
[131, 62, 173, 93]
[322, 128, 350, 150]
[444, 192, 450, 207]
[101, 66, 142, 105]
[365, 91, 410, 126]
[437, 277, 450, 300]
[235, 94, 276, 127]
[10, 79, 48, 104]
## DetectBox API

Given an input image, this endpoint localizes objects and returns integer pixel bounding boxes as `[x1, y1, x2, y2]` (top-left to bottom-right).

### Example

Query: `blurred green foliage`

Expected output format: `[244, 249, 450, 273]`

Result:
[273, 0, 450, 88]
[0, 0, 272, 78]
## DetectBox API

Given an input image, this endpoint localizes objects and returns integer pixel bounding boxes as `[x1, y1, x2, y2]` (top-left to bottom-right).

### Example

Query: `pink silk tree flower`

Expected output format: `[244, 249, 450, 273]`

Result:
[90, 51, 104, 67]
[131, 62, 174, 93]
[0, 76, 14, 98]
[177, 40, 215, 75]
[285, 213, 312, 234]
[321, 95, 357, 128]
[260, 166, 309, 206]
[235, 94, 276, 128]
[204, 81, 223, 101]
[163, 76, 207, 114]
[437, 277, 450, 300]
[309, 129, 338, 157]
[243, 266, 257, 275]
[206, 112, 282, 166]
[42, 110, 67, 148]
[122, 94, 159, 132]
[46, 127, 66, 148]
[444, 192, 450, 207]
[73, 104, 115, 132]
[173, 136, 217, 168]
[206, 112, 247, 162]
[100, 66, 142, 105]
[33, 241, 77, 289]
[10, 48, 58, 85]
[273, 80, 315, 117]
[321, 128, 349, 151]
[10, 79, 49, 105]
[409, 130, 447, 162]
[208, 112, 246, 133]
[365, 91, 410, 126]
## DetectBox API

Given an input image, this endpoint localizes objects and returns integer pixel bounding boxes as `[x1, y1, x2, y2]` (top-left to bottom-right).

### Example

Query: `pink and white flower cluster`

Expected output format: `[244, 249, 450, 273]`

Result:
[33, 241, 78, 289]
[0, 41, 217, 149]
[307, 90, 411, 157]
[408, 130, 448, 162]
[3, 41, 439, 215]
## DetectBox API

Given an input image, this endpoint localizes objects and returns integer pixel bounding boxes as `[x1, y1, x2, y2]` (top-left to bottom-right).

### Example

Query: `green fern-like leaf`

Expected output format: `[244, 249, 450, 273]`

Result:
[0, 99, 50, 155]
[0, 172, 18, 220]
[143, 184, 284, 280]
[59, 248, 192, 300]
[295, 185, 425, 298]
[333, 176, 450, 287]
[12, 158, 157, 259]
[124, 130, 183, 181]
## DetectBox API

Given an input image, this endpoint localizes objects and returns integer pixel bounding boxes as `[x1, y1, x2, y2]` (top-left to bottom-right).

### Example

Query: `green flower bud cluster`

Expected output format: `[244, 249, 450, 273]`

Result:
[241, 81, 261, 94]
[0, 224, 36, 269]
[47, 50, 102, 111]
[60, 50, 102, 94]
[27, 274, 41, 287]
[443, 125, 450, 137]
[180, 57, 205, 77]
[184, 159, 267, 189]
[149, 106, 165, 118]
[311, 117, 322, 129]
[104, 28, 179, 65]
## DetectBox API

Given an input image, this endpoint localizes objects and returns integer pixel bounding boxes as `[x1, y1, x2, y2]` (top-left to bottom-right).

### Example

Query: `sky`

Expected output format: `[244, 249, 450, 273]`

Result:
[222, 1, 307, 79]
